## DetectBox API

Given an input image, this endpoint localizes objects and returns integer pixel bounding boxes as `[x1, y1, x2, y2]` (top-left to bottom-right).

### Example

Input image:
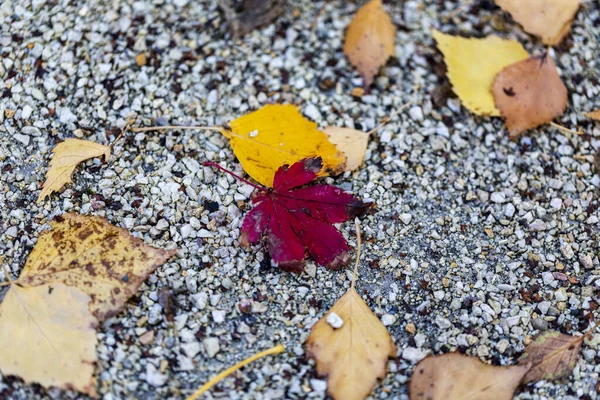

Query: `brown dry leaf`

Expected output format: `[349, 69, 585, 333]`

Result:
[17, 213, 178, 322]
[0, 283, 98, 396]
[322, 127, 370, 171]
[586, 109, 600, 120]
[343, 0, 396, 87]
[518, 330, 585, 383]
[218, 0, 285, 38]
[409, 352, 529, 400]
[306, 287, 396, 400]
[495, 0, 581, 45]
[38, 138, 111, 203]
[492, 54, 567, 138]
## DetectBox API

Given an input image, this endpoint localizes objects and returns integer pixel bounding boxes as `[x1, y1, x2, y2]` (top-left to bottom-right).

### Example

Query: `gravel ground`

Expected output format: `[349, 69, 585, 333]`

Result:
[1, 0, 600, 399]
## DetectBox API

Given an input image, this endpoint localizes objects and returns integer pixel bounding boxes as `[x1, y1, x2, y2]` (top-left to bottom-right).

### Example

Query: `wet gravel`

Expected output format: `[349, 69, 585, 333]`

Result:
[1, 0, 600, 399]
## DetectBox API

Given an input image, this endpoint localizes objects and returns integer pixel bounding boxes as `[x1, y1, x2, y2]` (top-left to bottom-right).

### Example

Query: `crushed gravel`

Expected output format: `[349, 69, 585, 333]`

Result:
[1, 0, 600, 399]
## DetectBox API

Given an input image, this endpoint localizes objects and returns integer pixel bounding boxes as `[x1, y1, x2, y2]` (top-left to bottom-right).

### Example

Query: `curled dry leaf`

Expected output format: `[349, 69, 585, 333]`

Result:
[18, 212, 178, 322]
[222, 104, 346, 187]
[344, 0, 396, 88]
[322, 127, 370, 171]
[409, 352, 529, 400]
[518, 330, 585, 383]
[432, 30, 528, 116]
[495, 0, 581, 45]
[0, 283, 98, 397]
[492, 54, 568, 138]
[37, 138, 111, 203]
[306, 287, 396, 400]
[237, 157, 371, 272]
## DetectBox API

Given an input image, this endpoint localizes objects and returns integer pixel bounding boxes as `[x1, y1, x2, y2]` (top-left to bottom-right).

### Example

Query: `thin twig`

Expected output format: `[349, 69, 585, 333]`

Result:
[444, 0, 474, 20]
[203, 162, 266, 192]
[350, 219, 362, 291]
[185, 344, 285, 400]
[550, 122, 584, 137]
[367, 100, 414, 135]
[130, 125, 224, 133]
[109, 122, 133, 150]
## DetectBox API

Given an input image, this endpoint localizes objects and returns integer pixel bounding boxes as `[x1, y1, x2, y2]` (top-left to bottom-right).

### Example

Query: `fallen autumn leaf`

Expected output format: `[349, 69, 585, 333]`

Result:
[409, 352, 529, 400]
[306, 221, 395, 400]
[207, 157, 370, 272]
[492, 53, 567, 138]
[432, 30, 528, 116]
[495, 0, 581, 45]
[344, 0, 396, 88]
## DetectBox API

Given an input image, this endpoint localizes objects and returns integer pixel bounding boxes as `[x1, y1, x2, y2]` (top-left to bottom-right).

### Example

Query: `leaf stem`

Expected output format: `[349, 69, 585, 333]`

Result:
[109, 121, 133, 150]
[550, 122, 584, 137]
[350, 219, 362, 291]
[130, 125, 224, 133]
[367, 100, 414, 136]
[203, 162, 266, 192]
[185, 344, 285, 400]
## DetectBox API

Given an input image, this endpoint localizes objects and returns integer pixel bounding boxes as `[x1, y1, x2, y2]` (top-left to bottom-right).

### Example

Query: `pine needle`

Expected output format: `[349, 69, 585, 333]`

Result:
[185, 344, 285, 400]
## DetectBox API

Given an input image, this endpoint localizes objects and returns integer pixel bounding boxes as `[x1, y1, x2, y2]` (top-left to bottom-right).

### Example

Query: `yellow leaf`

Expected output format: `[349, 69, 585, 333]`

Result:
[18, 213, 178, 322]
[586, 109, 600, 120]
[306, 287, 396, 400]
[495, 0, 581, 45]
[409, 352, 529, 400]
[0, 283, 98, 397]
[37, 138, 111, 203]
[323, 127, 370, 171]
[432, 30, 528, 116]
[223, 104, 346, 187]
[344, 0, 396, 87]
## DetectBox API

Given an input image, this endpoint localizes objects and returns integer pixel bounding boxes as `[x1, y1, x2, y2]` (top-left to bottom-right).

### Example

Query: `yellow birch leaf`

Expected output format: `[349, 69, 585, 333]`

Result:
[305, 287, 396, 400]
[343, 0, 396, 87]
[18, 212, 178, 322]
[223, 104, 346, 187]
[0, 283, 98, 397]
[495, 0, 581, 46]
[322, 127, 370, 171]
[409, 352, 529, 400]
[38, 138, 111, 203]
[432, 30, 528, 116]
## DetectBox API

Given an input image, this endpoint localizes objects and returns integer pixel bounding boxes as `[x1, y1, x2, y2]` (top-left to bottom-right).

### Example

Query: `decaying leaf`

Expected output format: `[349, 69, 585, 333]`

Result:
[586, 109, 600, 120]
[306, 287, 396, 400]
[323, 127, 370, 171]
[409, 352, 529, 400]
[518, 330, 584, 383]
[492, 53, 568, 138]
[218, 0, 285, 38]
[432, 30, 528, 116]
[17, 213, 178, 321]
[495, 0, 581, 45]
[233, 157, 370, 272]
[0, 283, 98, 397]
[37, 139, 111, 203]
[344, 0, 396, 87]
[222, 104, 346, 187]
[595, 148, 600, 175]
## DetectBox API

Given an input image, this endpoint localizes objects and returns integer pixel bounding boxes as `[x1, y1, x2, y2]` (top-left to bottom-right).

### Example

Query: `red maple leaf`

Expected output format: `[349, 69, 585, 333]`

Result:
[205, 158, 372, 273]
